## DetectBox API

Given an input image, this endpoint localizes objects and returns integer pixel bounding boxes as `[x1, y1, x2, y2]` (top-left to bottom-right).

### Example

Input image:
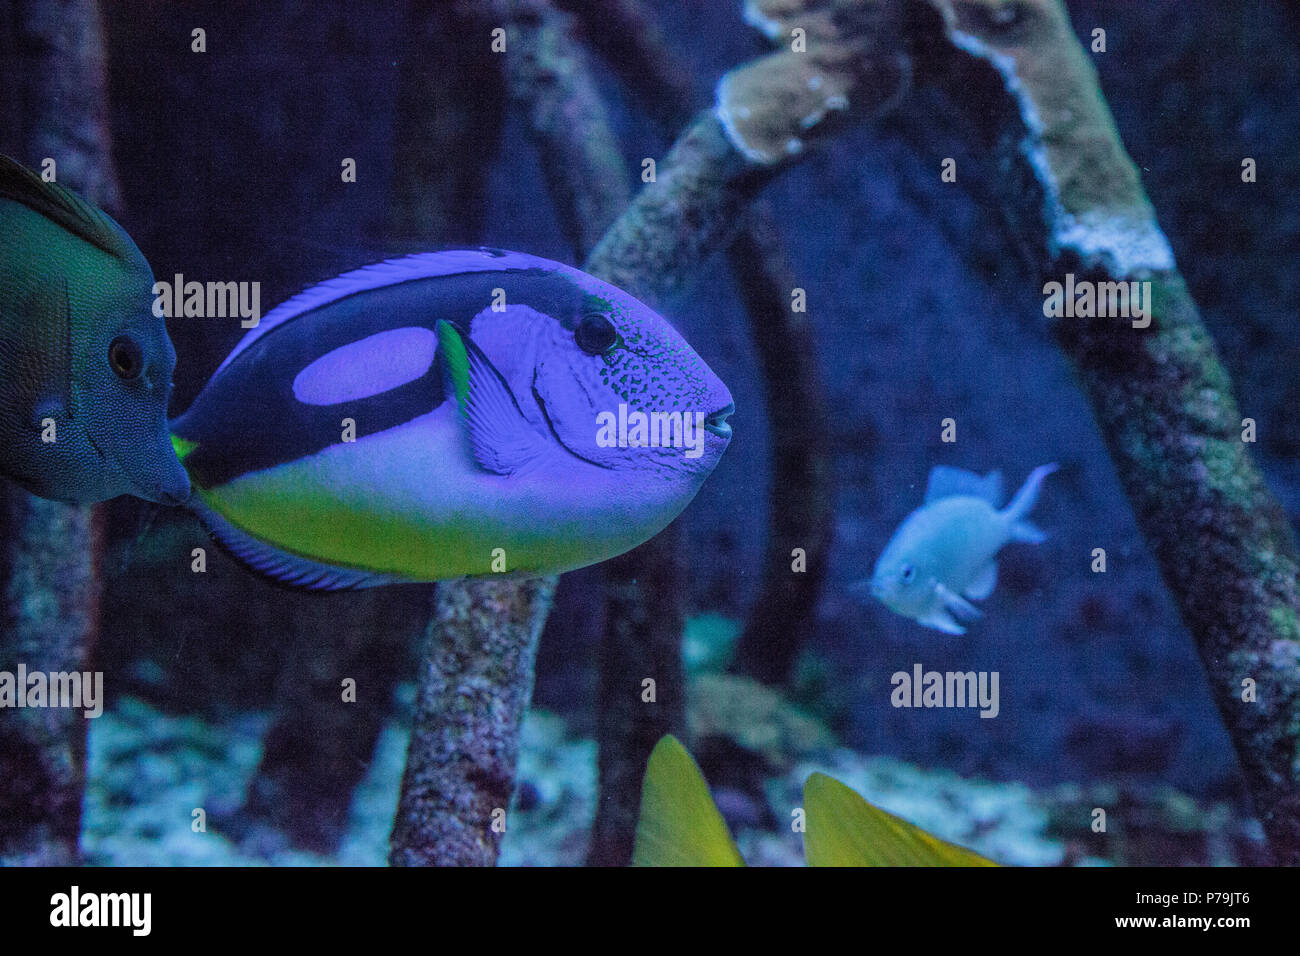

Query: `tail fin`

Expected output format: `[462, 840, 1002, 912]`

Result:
[1004, 463, 1057, 543]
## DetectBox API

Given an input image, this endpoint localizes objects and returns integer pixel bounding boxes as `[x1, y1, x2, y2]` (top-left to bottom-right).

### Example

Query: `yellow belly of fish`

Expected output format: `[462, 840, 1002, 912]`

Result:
[197, 410, 670, 580]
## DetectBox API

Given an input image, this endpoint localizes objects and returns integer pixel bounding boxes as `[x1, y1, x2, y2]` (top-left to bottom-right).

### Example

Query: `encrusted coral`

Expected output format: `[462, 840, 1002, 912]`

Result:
[688, 673, 836, 771]
[717, 0, 904, 164]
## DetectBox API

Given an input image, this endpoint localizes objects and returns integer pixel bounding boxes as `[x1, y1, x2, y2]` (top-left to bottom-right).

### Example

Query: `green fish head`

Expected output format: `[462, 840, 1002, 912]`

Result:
[0, 154, 190, 505]
[74, 270, 191, 505]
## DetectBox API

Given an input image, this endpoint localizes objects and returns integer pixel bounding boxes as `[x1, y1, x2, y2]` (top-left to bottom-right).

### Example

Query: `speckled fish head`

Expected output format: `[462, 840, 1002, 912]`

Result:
[0, 153, 189, 505]
[511, 270, 734, 477]
[72, 263, 190, 504]
[869, 518, 935, 617]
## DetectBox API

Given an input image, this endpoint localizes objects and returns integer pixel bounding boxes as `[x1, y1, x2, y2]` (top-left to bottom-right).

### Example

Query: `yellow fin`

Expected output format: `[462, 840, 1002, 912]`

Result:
[802, 772, 998, 866]
[631, 735, 745, 867]
[170, 434, 198, 462]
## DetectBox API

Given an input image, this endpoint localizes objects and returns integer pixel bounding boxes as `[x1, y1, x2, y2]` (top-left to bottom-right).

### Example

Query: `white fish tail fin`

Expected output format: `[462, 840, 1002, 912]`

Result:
[1005, 463, 1057, 543]
[1010, 521, 1048, 544]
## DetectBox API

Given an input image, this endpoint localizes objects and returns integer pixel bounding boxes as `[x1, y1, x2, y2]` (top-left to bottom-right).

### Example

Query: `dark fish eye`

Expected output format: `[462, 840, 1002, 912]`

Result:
[108, 334, 144, 380]
[901, 564, 916, 582]
[575, 312, 618, 356]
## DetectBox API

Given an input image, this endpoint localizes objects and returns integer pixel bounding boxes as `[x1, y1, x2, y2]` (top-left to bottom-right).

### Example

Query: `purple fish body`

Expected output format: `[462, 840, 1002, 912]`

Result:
[170, 249, 734, 589]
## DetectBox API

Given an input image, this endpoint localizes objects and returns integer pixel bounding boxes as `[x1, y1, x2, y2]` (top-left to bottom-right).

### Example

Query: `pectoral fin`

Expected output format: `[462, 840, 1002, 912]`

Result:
[436, 320, 550, 475]
[964, 561, 998, 600]
[936, 582, 983, 622]
[1011, 520, 1047, 544]
[918, 606, 967, 635]
[25, 278, 73, 424]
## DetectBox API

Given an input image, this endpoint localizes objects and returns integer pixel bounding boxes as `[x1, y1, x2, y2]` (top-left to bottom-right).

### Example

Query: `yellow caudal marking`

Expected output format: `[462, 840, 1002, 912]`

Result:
[171, 434, 198, 461]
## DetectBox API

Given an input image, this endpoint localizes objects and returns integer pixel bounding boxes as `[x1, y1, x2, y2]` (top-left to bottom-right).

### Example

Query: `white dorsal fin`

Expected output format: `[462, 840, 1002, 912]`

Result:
[925, 466, 1003, 505]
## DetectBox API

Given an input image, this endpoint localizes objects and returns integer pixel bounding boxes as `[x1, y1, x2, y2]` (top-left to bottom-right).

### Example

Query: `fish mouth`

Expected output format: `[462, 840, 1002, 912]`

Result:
[88, 431, 191, 505]
[704, 402, 735, 439]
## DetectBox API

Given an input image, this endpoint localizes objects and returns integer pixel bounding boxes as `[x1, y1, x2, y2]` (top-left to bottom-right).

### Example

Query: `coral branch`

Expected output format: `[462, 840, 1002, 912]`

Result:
[0, 498, 102, 865]
[476, 0, 697, 867]
[389, 2, 506, 245]
[484, 0, 631, 257]
[392, 0, 912, 866]
[576, 12, 913, 851]
[586, 532, 687, 865]
[235, 590, 426, 853]
[475, 0, 685, 868]
[390, 0, 631, 867]
[553, 0, 697, 132]
[727, 204, 834, 685]
[388, 578, 556, 866]
[0, 0, 116, 866]
[585, 113, 777, 303]
[0, 0, 120, 209]
[565, 0, 838, 688]
[912, 0, 1300, 860]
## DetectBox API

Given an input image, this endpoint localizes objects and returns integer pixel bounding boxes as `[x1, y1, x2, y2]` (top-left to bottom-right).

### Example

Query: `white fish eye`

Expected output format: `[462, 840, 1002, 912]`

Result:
[900, 564, 916, 583]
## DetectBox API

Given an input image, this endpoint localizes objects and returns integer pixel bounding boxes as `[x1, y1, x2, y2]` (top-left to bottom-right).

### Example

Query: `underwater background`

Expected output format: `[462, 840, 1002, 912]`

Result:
[2, 0, 1297, 866]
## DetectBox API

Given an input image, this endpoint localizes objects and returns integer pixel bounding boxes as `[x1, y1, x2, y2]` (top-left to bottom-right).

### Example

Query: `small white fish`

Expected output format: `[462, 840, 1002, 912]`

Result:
[865, 463, 1058, 634]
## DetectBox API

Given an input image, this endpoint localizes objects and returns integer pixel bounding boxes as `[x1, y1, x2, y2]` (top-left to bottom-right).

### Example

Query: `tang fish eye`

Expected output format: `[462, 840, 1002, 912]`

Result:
[108, 335, 144, 380]
[575, 312, 618, 356]
[900, 564, 916, 583]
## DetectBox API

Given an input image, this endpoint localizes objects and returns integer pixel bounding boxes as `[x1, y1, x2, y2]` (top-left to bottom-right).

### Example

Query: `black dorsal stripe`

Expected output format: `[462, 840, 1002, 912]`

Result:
[172, 267, 587, 488]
